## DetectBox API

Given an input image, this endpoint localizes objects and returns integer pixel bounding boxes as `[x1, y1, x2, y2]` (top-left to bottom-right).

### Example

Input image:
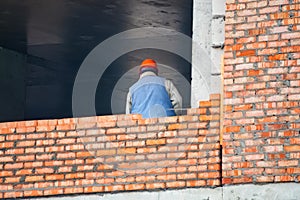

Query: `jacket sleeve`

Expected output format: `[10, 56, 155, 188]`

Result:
[125, 91, 132, 114]
[165, 79, 182, 115]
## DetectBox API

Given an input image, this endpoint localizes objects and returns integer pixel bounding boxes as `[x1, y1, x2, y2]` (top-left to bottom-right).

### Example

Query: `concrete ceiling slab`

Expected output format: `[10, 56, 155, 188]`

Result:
[0, 0, 192, 121]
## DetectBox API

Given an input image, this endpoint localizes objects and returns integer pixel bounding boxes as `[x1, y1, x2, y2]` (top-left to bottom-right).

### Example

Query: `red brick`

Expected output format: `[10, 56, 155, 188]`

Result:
[65, 173, 84, 179]
[103, 185, 124, 192]
[222, 178, 232, 184]
[5, 177, 21, 183]
[0, 127, 14, 134]
[45, 146, 65, 152]
[26, 133, 45, 139]
[24, 161, 43, 168]
[45, 174, 64, 181]
[290, 138, 300, 144]
[16, 127, 35, 133]
[286, 167, 300, 174]
[5, 148, 25, 155]
[269, 54, 288, 61]
[6, 134, 25, 140]
[75, 151, 92, 158]
[267, 153, 286, 160]
[278, 160, 298, 167]
[166, 181, 186, 188]
[223, 170, 242, 177]
[36, 126, 55, 132]
[44, 188, 64, 196]
[57, 152, 76, 159]
[257, 176, 275, 183]
[23, 190, 43, 197]
[25, 147, 44, 154]
[56, 138, 76, 145]
[233, 162, 253, 168]
[36, 153, 55, 160]
[84, 186, 104, 193]
[25, 175, 44, 182]
[138, 117, 158, 125]
[124, 184, 145, 191]
[245, 154, 264, 161]
[105, 127, 125, 134]
[1, 156, 14, 162]
[177, 173, 197, 180]
[198, 172, 220, 179]
[146, 139, 165, 146]
[4, 191, 23, 198]
[223, 156, 242, 163]
[290, 152, 300, 159]
[243, 168, 264, 175]
[263, 145, 283, 152]
[55, 180, 74, 187]
[64, 187, 84, 194]
[36, 139, 55, 146]
[275, 175, 294, 182]
[244, 146, 258, 153]
[35, 167, 54, 174]
[167, 123, 187, 130]
[233, 177, 253, 184]
[0, 170, 13, 177]
[117, 148, 136, 154]
[126, 126, 147, 134]
[117, 120, 137, 127]
[4, 163, 23, 170]
[145, 182, 165, 189]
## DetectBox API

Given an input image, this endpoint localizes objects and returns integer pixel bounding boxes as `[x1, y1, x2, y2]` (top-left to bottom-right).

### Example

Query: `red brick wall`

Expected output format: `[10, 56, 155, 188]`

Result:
[223, 0, 300, 184]
[1, 0, 300, 199]
[0, 95, 221, 199]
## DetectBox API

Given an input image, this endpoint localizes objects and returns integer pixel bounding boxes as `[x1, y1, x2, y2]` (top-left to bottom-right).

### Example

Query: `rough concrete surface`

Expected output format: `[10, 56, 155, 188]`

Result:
[223, 183, 300, 200]
[22, 188, 222, 200]
[22, 183, 300, 200]
[192, 0, 224, 106]
[191, 0, 212, 106]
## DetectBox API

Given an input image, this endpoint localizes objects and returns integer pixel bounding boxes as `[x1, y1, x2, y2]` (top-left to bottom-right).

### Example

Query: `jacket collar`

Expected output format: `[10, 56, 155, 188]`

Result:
[139, 71, 157, 79]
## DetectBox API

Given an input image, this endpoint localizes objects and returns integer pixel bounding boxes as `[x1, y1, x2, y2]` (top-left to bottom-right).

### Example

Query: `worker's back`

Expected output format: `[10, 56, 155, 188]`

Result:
[129, 75, 176, 118]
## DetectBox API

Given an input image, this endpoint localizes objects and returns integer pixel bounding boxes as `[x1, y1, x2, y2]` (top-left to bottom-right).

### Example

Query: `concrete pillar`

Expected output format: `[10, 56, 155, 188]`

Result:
[191, 0, 225, 107]
[211, 0, 225, 94]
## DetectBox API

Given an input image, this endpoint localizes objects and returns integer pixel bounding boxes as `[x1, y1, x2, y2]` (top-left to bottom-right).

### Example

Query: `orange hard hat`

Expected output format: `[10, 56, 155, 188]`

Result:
[139, 59, 158, 75]
[140, 59, 157, 68]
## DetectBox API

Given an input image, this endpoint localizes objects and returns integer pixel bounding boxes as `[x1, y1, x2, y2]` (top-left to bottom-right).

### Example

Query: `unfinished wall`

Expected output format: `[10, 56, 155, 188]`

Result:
[222, 0, 300, 184]
[0, 95, 221, 199]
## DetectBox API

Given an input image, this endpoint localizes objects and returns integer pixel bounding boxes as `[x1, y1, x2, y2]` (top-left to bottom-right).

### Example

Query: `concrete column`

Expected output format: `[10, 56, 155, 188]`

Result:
[211, 0, 225, 94]
[191, 0, 212, 107]
[191, 0, 225, 107]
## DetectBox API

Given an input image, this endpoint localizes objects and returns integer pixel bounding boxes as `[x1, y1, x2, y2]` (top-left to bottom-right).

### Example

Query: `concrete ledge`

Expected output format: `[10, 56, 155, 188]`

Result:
[223, 183, 300, 200]
[23, 188, 222, 200]
[22, 183, 300, 200]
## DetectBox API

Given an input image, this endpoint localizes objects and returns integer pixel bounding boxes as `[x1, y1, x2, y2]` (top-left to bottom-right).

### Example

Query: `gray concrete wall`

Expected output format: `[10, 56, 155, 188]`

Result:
[22, 183, 300, 200]
[191, 0, 225, 107]
[0, 47, 27, 122]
